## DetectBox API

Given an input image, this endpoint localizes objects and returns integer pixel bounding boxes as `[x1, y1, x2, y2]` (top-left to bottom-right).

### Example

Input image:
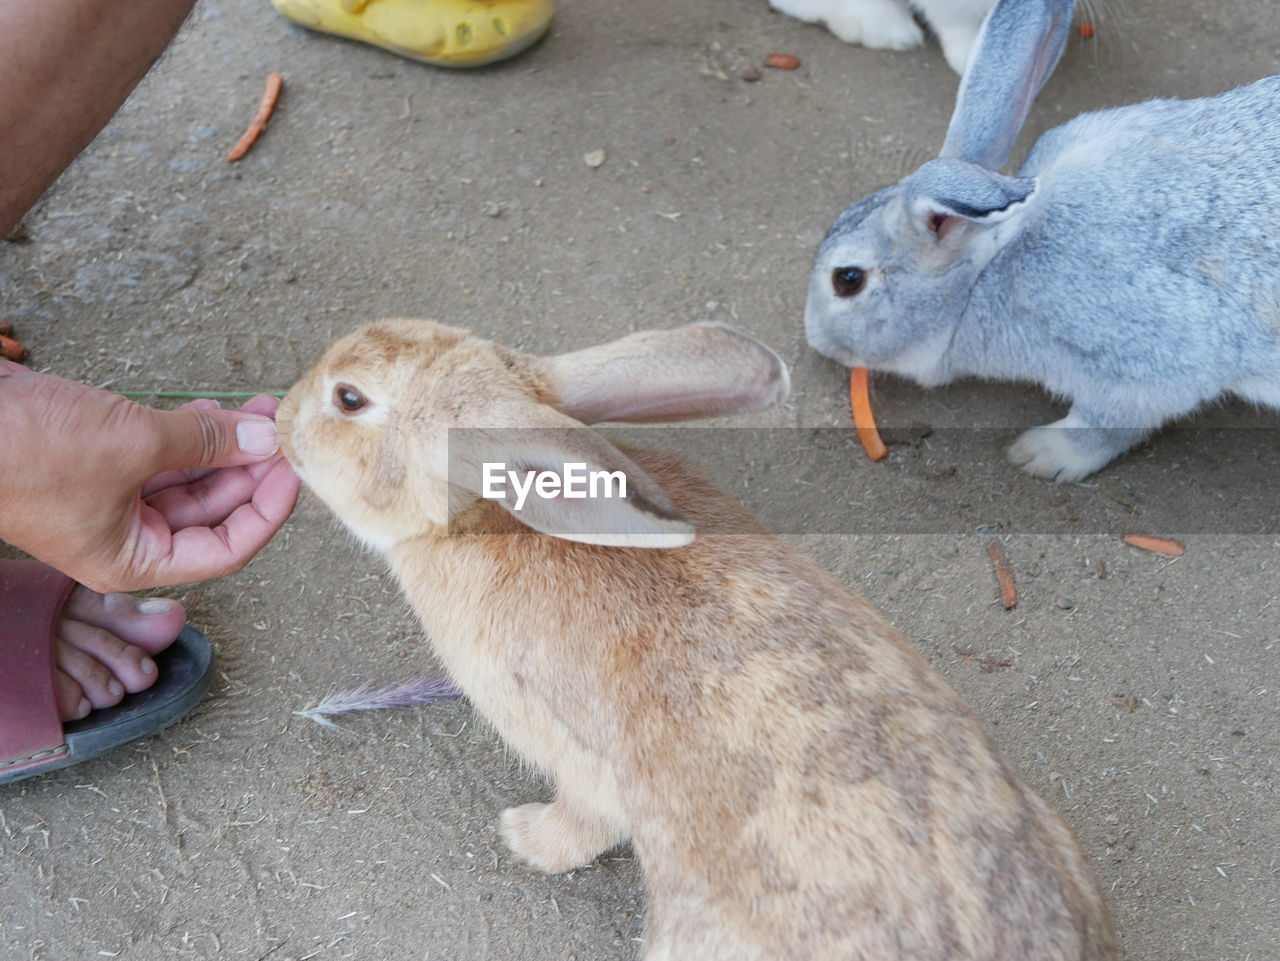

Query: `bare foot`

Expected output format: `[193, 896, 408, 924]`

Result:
[53, 586, 186, 721]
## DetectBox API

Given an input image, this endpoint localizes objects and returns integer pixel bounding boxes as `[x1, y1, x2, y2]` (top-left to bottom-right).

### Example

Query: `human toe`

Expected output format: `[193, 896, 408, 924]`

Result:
[53, 637, 134, 712]
[57, 615, 162, 697]
[52, 669, 93, 721]
[63, 586, 185, 656]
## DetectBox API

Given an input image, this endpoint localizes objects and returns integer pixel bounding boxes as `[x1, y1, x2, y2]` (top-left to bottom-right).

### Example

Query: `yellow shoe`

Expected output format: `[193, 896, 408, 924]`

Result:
[270, 0, 555, 68]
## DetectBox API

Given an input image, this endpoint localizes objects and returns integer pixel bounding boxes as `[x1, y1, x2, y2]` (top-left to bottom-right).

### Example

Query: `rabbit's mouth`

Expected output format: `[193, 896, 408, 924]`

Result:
[803, 292, 865, 368]
[805, 322, 863, 368]
[821, 344, 863, 368]
[273, 401, 301, 471]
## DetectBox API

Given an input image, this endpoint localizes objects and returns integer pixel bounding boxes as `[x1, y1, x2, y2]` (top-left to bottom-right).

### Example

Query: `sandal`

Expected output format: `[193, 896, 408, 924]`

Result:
[270, 0, 555, 68]
[0, 562, 215, 785]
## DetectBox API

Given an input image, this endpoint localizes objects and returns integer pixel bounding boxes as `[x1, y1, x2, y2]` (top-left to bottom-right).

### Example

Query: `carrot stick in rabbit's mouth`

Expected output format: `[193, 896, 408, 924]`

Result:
[850, 367, 888, 462]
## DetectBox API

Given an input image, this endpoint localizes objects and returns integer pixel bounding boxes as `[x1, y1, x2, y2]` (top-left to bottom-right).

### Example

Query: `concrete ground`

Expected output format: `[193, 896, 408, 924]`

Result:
[2, 0, 1278, 958]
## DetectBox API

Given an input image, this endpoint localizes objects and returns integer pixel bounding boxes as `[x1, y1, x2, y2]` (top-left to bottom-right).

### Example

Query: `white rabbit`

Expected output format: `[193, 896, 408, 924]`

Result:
[803, 0, 1280, 481]
[279, 318, 1115, 960]
[769, 0, 996, 73]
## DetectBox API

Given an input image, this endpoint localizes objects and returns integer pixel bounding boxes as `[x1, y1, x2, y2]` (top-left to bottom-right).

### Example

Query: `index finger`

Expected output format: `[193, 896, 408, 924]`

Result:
[142, 395, 284, 496]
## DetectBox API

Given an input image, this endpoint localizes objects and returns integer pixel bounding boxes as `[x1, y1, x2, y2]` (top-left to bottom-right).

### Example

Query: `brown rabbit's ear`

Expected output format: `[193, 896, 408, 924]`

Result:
[537, 323, 790, 425]
[450, 413, 694, 548]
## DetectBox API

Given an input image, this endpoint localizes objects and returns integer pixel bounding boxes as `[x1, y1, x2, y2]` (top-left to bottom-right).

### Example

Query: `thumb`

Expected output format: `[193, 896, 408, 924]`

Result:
[147, 405, 282, 474]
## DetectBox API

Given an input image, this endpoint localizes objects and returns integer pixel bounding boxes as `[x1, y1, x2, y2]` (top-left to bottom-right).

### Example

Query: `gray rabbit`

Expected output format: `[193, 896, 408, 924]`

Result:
[804, 0, 1280, 481]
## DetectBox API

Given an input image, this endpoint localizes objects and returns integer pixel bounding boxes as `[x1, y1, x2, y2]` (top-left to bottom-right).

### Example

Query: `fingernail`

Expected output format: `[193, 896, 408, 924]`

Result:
[76, 697, 91, 718]
[137, 597, 174, 616]
[237, 418, 280, 456]
[140, 657, 157, 675]
[108, 679, 123, 697]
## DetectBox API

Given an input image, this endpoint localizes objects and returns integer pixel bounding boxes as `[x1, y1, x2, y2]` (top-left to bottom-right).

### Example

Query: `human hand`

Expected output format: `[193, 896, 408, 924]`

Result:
[0, 360, 300, 592]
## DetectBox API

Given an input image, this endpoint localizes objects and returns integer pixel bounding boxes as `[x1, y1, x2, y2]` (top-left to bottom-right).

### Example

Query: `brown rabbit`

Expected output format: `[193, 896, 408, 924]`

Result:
[278, 319, 1115, 961]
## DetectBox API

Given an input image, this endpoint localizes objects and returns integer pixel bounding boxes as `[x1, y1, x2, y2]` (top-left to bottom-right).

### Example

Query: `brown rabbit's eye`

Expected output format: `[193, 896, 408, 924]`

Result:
[832, 266, 868, 298]
[334, 384, 368, 413]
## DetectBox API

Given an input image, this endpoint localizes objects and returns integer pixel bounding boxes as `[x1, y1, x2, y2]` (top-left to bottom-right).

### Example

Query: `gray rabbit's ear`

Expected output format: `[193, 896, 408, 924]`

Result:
[940, 0, 1074, 170]
[903, 158, 1037, 243]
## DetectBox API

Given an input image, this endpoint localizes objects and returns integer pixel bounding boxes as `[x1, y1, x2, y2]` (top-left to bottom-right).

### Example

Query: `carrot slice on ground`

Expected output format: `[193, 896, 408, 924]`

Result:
[226, 73, 284, 163]
[984, 539, 1019, 610]
[850, 367, 888, 462]
[0, 334, 27, 362]
[764, 53, 801, 69]
[1122, 533, 1185, 557]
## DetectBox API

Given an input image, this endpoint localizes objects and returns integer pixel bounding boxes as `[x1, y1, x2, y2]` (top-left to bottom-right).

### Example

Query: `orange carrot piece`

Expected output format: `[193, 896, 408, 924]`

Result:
[1079, 21, 1095, 39]
[0, 334, 28, 362]
[764, 53, 801, 70]
[226, 73, 284, 163]
[1122, 533, 1185, 557]
[850, 367, 888, 462]
[984, 539, 1018, 610]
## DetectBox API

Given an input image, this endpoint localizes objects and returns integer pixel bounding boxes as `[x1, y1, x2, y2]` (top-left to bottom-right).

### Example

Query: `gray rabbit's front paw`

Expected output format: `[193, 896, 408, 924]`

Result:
[932, 21, 978, 73]
[851, 3, 926, 50]
[1007, 413, 1145, 482]
[771, 0, 924, 50]
[1008, 425, 1103, 482]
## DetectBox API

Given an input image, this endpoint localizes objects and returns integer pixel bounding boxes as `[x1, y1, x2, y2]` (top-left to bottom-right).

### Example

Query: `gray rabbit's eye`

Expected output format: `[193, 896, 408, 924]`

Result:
[831, 267, 867, 298]
[333, 383, 368, 414]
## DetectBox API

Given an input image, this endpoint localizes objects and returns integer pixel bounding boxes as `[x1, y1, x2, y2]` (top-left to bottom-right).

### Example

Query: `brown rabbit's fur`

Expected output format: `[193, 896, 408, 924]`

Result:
[279, 319, 1116, 961]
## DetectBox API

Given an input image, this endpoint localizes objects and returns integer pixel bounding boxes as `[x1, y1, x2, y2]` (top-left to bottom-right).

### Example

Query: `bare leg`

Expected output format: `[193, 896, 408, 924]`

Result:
[0, 0, 197, 235]
[0, 1, 218, 720]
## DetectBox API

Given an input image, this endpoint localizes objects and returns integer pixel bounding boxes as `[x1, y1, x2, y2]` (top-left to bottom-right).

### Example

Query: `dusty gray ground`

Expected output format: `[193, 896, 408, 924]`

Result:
[2, 0, 1279, 958]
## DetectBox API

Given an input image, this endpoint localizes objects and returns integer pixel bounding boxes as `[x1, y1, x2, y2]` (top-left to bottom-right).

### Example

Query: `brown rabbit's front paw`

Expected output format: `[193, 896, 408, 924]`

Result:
[499, 801, 617, 874]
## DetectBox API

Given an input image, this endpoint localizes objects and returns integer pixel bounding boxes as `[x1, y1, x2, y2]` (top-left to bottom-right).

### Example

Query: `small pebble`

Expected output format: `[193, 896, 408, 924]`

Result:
[741, 67, 762, 82]
[1056, 597, 1075, 610]
[583, 149, 606, 168]
[170, 155, 206, 174]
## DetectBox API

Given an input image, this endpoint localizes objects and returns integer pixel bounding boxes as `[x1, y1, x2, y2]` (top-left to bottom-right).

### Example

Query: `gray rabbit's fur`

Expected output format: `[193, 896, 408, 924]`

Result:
[768, 0, 996, 73]
[805, 0, 1280, 481]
